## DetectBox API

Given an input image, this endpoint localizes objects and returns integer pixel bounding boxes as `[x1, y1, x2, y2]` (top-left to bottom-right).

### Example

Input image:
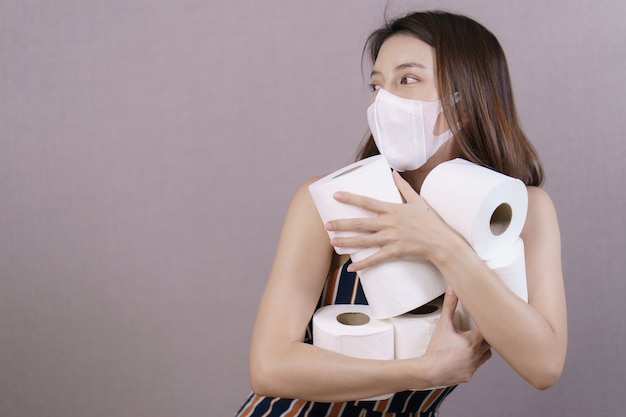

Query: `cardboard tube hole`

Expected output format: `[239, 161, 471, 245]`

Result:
[336, 312, 370, 326]
[490, 203, 512, 236]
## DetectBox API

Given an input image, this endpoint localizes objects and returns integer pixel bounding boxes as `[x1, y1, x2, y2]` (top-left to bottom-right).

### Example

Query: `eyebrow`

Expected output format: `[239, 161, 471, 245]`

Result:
[370, 62, 427, 78]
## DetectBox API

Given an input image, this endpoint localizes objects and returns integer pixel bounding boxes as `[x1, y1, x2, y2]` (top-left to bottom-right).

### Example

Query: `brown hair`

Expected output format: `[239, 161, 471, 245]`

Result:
[357, 10, 544, 186]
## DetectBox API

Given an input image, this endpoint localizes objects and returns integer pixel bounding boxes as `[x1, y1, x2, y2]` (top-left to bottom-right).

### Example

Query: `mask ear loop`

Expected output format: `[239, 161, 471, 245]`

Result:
[442, 92, 465, 135]
[432, 107, 449, 136]
[423, 98, 450, 137]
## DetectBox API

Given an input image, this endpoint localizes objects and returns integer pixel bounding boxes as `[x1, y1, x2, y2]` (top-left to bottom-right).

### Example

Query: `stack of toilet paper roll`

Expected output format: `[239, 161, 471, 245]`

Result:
[308, 156, 531, 384]
[312, 299, 454, 400]
[312, 299, 463, 362]
[420, 158, 530, 329]
[309, 155, 448, 319]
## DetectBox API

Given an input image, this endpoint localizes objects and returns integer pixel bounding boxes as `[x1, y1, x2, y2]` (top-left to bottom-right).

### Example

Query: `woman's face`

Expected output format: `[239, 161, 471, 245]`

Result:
[370, 33, 449, 136]
[370, 34, 439, 102]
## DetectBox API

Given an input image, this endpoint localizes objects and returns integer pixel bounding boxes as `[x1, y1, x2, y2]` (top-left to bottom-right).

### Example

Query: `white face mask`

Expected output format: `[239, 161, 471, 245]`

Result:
[366, 88, 453, 171]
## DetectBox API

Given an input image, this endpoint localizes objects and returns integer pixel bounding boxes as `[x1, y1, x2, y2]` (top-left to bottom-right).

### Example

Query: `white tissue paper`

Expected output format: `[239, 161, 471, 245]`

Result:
[308, 155, 448, 319]
[351, 250, 448, 320]
[487, 237, 528, 302]
[456, 237, 529, 330]
[312, 304, 394, 400]
[390, 296, 460, 359]
[308, 155, 402, 255]
[420, 158, 528, 261]
[390, 298, 442, 359]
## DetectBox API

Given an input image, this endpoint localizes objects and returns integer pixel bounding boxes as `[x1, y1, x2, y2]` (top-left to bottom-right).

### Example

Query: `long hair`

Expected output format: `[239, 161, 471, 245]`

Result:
[357, 10, 544, 186]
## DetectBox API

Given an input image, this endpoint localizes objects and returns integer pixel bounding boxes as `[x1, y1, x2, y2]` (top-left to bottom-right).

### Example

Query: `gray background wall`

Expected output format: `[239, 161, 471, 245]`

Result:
[1, 1, 624, 416]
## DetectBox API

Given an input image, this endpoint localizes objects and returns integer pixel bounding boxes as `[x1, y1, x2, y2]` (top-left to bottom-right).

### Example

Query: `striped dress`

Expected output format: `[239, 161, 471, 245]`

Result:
[235, 260, 457, 417]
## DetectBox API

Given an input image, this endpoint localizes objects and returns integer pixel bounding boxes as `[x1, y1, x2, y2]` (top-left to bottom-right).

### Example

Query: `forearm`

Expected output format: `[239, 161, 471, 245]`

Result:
[431, 236, 566, 388]
[249, 277, 489, 401]
[249, 341, 431, 402]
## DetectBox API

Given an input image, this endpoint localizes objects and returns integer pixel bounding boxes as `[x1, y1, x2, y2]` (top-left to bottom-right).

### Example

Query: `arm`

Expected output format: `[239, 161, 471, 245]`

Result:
[327, 174, 567, 389]
[248, 178, 490, 402]
[429, 186, 567, 389]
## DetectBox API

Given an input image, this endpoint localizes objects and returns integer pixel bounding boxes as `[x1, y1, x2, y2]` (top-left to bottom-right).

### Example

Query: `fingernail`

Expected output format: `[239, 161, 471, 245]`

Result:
[333, 191, 343, 199]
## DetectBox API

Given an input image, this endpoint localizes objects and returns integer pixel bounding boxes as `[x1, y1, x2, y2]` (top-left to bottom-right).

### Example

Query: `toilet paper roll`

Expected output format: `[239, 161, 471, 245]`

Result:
[308, 155, 402, 254]
[390, 297, 441, 359]
[420, 158, 528, 261]
[390, 296, 463, 359]
[352, 249, 448, 319]
[313, 304, 394, 359]
[312, 304, 394, 401]
[455, 238, 529, 330]
[487, 237, 528, 302]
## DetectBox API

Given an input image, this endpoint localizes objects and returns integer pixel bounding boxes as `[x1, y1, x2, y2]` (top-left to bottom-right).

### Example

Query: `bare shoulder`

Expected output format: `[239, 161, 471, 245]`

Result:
[526, 186, 559, 224]
[522, 186, 560, 245]
[527, 186, 556, 211]
[279, 174, 333, 248]
[288, 174, 328, 213]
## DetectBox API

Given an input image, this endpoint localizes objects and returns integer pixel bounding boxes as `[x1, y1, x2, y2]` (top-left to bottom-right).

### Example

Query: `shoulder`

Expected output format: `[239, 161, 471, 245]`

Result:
[289, 174, 328, 208]
[274, 175, 336, 273]
[521, 186, 560, 243]
[280, 174, 331, 234]
[526, 186, 558, 220]
[297, 174, 328, 192]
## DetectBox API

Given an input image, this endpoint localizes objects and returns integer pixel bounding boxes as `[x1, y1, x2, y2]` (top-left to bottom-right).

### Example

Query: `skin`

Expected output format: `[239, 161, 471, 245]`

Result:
[248, 34, 566, 402]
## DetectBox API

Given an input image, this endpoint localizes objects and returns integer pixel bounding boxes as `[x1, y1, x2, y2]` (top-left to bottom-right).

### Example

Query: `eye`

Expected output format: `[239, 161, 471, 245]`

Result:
[368, 83, 382, 92]
[400, 76, 420, 85]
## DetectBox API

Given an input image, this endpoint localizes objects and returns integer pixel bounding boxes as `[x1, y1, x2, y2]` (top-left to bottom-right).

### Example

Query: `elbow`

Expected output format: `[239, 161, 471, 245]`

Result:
[249, 352, 282, 397]
[249, 359, 272, 396]
[527, 359, 564, 390]
[524, 337, 567, 390]
[529, 376, 558, 391]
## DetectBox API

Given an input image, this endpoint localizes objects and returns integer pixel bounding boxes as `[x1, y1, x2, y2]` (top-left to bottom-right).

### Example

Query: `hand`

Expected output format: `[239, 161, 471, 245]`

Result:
[325, 171, 452, 272]
[422, 288, 492, 388]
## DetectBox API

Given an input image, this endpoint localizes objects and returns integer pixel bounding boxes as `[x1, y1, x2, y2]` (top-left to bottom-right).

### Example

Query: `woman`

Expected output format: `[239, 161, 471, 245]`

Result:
[236, 10, 567, 417]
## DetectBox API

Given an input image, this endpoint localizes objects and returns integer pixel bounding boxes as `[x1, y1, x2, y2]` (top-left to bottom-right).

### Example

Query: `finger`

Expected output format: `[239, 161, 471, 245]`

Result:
[330, 232, 381, 251]
[392, 171, 422, 204]
[441, 287, 459, 322]
[432, 288, 459, 332]
[346, 248, 389, 272]
[332, 191, 393, 214]
[465, 327, 486, 342]
[477, 348, 492, 367]
[326, 216, 380, 233]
